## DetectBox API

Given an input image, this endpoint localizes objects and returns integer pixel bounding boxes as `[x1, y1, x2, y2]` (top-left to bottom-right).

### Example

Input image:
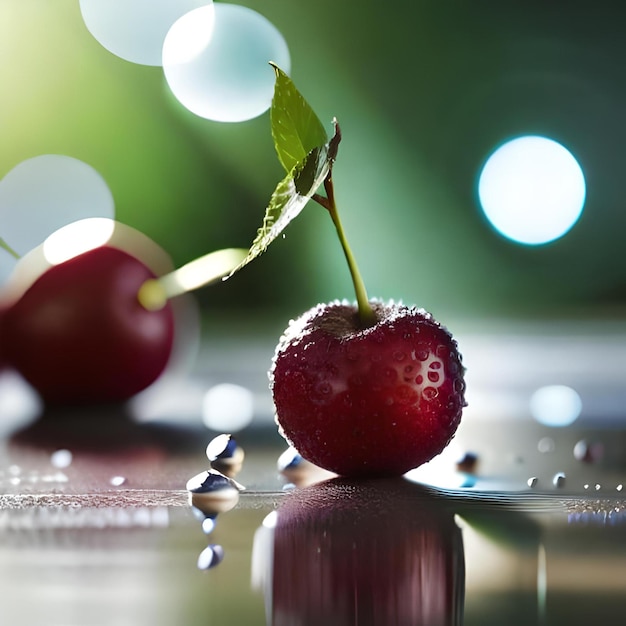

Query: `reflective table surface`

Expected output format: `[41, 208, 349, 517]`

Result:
[1, 321, 626, 625]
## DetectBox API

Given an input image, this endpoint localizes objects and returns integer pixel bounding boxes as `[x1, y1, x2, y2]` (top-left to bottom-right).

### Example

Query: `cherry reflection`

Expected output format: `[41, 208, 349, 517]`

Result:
[254, 477, 465, 626]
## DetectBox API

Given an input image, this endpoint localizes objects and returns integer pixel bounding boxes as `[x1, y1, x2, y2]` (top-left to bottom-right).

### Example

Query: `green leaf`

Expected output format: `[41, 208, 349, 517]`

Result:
[270, 64, 328, 174]
[225, 138, 334, 278]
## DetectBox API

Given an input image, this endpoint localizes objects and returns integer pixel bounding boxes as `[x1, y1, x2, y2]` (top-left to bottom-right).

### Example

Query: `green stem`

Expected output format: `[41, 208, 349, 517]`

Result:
[320, 174, 376, 327]
[0, 238, 20, 260]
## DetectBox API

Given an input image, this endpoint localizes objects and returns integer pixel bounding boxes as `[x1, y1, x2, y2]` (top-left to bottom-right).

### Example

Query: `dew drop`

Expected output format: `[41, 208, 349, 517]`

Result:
[553, 472, 566, 488]
[206, 433, 235, 461]
[429, 361, 442, 370]
[109, 476, 127, 487]
[422, 387, 438, 401]
[415, 374, 424, 385]
[197, 544, 225, 570]
[277, 447, 302, 472]
[416, 350, 429, 361]
[594, 483, 602, 491]
[427, 371, 440, 383]
[573, 439, 604, 463]
[617, 484, 623, 492]
[527, 477, 538, 488]
[456, 452, 479, 474]
[201, 516, 217, 534]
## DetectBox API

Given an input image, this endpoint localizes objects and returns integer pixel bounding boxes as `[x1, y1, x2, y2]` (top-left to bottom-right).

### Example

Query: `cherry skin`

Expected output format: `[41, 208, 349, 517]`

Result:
[270, 300, 466, 477]
[1, 245, 174, 406]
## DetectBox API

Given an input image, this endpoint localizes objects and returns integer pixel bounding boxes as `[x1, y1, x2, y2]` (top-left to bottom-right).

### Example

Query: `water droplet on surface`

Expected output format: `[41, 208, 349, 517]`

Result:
[186, 469, 241, 516]
[50, 449, 73, 468]
[527, 477, 538, 488]
[206, 434, 245, 477]
[595, 483, 602, 491]
[553, 472, 566, 488]
[197, 544, 224, 570]
[109, 476, 126, 487]
[456, 452, 479, 474]
[427, 371, 440, 383]
[277, 447, 303, 472]
[206, 433, 235, 461]
[573, 439, 604, 463]
[537, 437, 555, 453]
[416, 350, 429, 361]
[617, 484, 624, 492]
[201, 516, 217, 534]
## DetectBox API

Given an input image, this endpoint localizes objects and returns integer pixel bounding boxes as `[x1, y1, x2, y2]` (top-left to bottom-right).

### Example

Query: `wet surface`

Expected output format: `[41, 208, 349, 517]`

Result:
[1, 325, 626, 625]
[0, 427, 624, 626]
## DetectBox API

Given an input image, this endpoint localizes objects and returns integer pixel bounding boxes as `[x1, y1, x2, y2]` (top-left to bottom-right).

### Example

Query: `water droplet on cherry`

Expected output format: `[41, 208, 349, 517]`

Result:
[422, 387, 438, 401]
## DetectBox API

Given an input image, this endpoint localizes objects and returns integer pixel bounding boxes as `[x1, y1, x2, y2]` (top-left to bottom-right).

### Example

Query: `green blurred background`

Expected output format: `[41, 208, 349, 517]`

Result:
[2, 0, 626, 327]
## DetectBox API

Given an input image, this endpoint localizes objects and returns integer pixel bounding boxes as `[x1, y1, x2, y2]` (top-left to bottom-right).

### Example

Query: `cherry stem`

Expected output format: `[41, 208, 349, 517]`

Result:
[137, 247, 247, 311]
[313, 124, 375, 327]
[0, 237, 20, 260]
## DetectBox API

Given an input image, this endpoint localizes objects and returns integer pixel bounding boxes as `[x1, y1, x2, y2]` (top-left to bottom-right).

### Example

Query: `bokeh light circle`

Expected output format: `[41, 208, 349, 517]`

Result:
[79, 0, 212, 66]
[202, 383, 254, 432]
[162, 3, 291, 122]
[0, 155, 114, 283]
[530, 384, 582, 427]
[478, 136, 586, 245]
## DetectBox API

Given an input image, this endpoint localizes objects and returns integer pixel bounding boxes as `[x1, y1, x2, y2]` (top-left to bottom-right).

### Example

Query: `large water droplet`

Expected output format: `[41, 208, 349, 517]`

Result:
[553, 472, 566, 488]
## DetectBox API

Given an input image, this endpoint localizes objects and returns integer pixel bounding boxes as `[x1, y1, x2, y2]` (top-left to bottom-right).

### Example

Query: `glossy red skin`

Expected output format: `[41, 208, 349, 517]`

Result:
[271, 478, 465, 625]
[270, 301, 466, 477]
[1, 246, 174, 406]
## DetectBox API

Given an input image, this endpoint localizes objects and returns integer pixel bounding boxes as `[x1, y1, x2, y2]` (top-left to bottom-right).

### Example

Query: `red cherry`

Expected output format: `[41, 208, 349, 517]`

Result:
[1, 245, 174, 406]
[270, 300, 466, 477]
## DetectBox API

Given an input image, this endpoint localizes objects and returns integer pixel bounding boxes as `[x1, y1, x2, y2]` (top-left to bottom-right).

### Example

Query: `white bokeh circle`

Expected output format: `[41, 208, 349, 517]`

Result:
[530, 384, 582, 427]
[478, 136, 586, 245]
[0, 155, 114, 283]
[79, 0, 212, 66]
[162, 3, 291, 122]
